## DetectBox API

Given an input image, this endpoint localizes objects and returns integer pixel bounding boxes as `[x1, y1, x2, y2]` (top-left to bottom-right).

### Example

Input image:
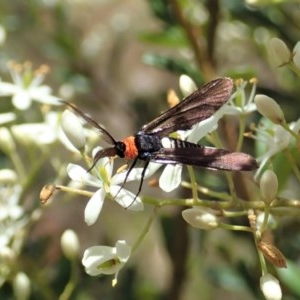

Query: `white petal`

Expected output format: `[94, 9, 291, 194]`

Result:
[159, 164, 182, 192]
[146, 162, 162, 177]
[82, 241, 130, 276]
[115, 240, 131, 262]
[290, 117, 300, 132]
[30, 88, 61, 105]
[273, 125, 290, 148]
[112, 168, 142, 185]
[110, 185, 144, 211]
[0, 81, 17, 96]
[82, 245, 115, 276]
[67, 163, 101, 187]
[187, 107, 226, 143]
[0, 112, 16, 124]
[84, 188, 105, 226]
[82, 245, 114, 267]
[12, 91, 31, 110]
[112, 162, 161, 185]
[11, 123, 56, 144]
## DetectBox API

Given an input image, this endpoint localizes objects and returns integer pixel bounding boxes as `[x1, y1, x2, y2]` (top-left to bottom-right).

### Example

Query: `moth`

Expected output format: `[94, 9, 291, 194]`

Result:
[63, 77, 257, 199]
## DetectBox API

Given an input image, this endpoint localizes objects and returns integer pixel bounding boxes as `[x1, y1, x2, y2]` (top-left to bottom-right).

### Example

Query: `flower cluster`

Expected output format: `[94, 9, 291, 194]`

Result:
[0, 61, 65, 298]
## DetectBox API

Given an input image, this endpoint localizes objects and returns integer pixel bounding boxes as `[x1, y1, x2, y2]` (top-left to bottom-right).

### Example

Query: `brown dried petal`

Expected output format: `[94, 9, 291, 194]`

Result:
[257, 241, 287, 268]
[40, 184, 56, 204]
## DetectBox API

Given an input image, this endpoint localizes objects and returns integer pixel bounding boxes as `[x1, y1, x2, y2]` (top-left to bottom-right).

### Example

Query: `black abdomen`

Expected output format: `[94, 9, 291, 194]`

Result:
[135, 133, 162, 159]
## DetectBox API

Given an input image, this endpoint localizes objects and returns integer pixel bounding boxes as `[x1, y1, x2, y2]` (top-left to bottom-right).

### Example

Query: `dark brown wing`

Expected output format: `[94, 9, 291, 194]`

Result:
[151, 147, 258, 171]
[140, 77, 233, 137]
[61, 100, 117, 145]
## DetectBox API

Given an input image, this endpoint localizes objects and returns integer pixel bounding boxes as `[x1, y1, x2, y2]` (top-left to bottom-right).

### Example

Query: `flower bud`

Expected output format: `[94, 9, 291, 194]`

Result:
[179, 74, 197, 96]
[182, 207, 219, 230]
[260, 170, 278, 204]
[255, 94, 284, 124]
[0, 246, 16, 266]
[167, 89, 179, 108]
[0, 169, 18, 184]
[260, 273, 282, 300]
[61, 109, 86, 152]
[13, 272, 31, 300]
[61, 229, 80, 260]
[293, 41, 300, 70]
[0, 25, 6, 46]
[269, 38, 291, 66]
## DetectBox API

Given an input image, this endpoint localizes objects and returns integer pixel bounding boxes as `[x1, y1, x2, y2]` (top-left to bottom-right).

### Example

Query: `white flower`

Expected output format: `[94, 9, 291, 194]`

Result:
[0, 184, 27, 249]
[0, 62, 61, 110]
[0, 183, 23, 220]
[82, 240, 131, 286]
[11, 111, 61, 145]
[254, 118, 300, 177]
[11, 111, 87, 150]
[225, 78, 257, 115]
[260, 273, 282, 300]
[67, 149, 158, 225]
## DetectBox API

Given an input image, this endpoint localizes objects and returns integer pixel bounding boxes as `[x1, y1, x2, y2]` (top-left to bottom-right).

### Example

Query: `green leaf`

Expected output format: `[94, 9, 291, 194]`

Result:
[139, 27, 188, 47]
[277, 259, 300, 296]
